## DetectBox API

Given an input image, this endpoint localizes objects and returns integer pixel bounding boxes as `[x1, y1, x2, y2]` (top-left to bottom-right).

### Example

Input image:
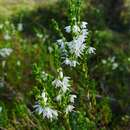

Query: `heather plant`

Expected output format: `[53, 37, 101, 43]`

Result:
[0, 0, 129, 129]
[32, 0, 98, 129]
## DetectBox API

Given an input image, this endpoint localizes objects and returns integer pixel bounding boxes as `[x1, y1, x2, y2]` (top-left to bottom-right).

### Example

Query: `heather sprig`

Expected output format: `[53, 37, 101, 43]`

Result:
[32, 0, 96, 129]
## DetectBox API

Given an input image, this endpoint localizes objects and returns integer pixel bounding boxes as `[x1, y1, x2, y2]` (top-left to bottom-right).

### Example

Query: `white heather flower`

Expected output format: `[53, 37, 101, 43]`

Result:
[112, 63, 118, 70]
[70, 95, 77, 103]
[42, 107, 58, 120]
[57, 39, 65, 49]
[65, 26, 71, 33]
[52, 79, 62, 88]
[59, 71, 63, 79]
[52, 74, 70, 93]
[87, 47, 96, 54]
[82, 29, 88, 37]
[0, 106, 2, 112]
[70, 60, 79, 67]
[17, 23, 23, 31]
[63, 58, 71, 65]
[69, 39, 86, 57]
[73, 25, 80, 33]
[81, 21, 88, 29]
[55, 94, 62, 102]
[62, 77, 71, 93]
[3, 33, 11, 41]
[77, 34, 86, 43]
[65, 105, 75, 114]
[34, 102, 43, 115]
[34, 103, 58, 120]
[75, 41, 86, 57]
[0, 48, 13, 58]
[63, 58, 79, 67]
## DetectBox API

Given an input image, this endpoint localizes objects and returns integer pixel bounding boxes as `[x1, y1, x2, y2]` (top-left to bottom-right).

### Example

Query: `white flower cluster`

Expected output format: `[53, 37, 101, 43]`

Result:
[34, 91, 58, 121]
[57, 21, 96, 67]
[34, 103, 58, 121]
[52, 70, 71, 93]
[34, 69, 77, 120]
[0, 48, 13, 58]
[52, 69, 71, 102]
[52, 69, 77, 114]
[34, 21, 94, 121]
[65, 94, 77, 114]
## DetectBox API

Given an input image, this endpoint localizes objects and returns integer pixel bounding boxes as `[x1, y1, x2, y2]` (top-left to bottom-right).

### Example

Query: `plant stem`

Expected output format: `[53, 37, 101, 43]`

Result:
[63, 115, 71, 130]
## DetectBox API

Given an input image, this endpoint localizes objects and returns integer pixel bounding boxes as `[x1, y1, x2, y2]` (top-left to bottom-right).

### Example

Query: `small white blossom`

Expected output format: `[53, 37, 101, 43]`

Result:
[34, 103, 58, 121]
[63, 58, 79, 67]
[73, 25, 80, 33]
[65, 105, 75, 114]
[81, 21, 88, 29]
[77, 34, 86, 43]
[63, 58, 71, 65]
[52, 76, 70, 93]
[55, 94, 62, 102]
[70, 95, 77, 103]
[34, 102, 43, 115]
[82, 29, 88, 37]
[42, 107, 58, 120]
[68, 39, 86, 57]
[62, 77, 70, 93]
[0, 48, 13, 58]
[87, 47, 96, 54]
[52, 79, 62, 88]
[70, 60, 79, 67]
[65, 26, 71, 33]
[57, 39, 65, 49]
